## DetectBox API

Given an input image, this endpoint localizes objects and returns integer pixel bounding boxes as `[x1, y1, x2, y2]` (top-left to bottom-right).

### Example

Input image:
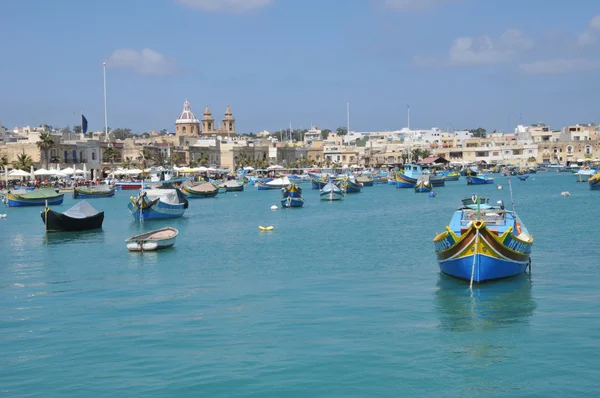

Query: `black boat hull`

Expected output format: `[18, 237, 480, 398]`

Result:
[41, 209, 104, 232]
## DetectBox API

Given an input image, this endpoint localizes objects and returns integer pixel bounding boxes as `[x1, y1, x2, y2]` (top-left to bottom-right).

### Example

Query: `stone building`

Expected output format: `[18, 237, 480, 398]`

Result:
[175, 100, 200, 137]
[175, 100, 236, 137]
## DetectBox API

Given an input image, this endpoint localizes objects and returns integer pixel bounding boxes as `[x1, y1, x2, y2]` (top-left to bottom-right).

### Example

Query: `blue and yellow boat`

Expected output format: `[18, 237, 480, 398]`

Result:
[341, 178, 362, 193]
[433, 196, 533, 283]
[589, 171, 600, 190]
[414, 179, 433, 193]
[280, 184, 305, 208]
[396, 164, 445, 188]
[6, 188, 64, 207]
[466, 174, 494, 185]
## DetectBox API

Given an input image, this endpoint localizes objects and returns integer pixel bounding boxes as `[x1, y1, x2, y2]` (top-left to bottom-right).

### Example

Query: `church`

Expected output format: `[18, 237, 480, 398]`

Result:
[175, 100, 235, 137]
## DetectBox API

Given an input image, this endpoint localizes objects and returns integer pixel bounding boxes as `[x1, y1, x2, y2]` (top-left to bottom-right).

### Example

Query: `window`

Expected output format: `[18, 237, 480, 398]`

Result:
[566, 145, 573, 154]
[585, 145, 592, 154]
[92, 151, 96, 161]
[64, 151, 68, 161]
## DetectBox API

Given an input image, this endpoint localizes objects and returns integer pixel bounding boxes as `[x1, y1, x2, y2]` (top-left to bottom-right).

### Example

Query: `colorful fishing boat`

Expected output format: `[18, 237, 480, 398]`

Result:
[574, 167, 596, 182]
[414, 179, 433, 193]
[280, 183, 305, 208]
[125, 227, 178, 251]
[73, 185, 115, 199]
[395, 164, 445, 188]
[589, 171, 600, 190]
[311, 177, 329, 189]
[433, 195, 533, 283]
[320, 180, 344, 201]
[128, 188, 188, 220]
[356, 176, 374, 186]
[219, 180, 244, 192]
[341, 178, 362, 193]
[518, 175, 529, 181]
[466, 174, 494, 185]
[257, 177, 291, 190]
[115, 181, 143, 190]
[6, 188, 64, 207]
[444, 171, 460, 181]
[41, 200, 104, 232]
[181, 181, 219, 198]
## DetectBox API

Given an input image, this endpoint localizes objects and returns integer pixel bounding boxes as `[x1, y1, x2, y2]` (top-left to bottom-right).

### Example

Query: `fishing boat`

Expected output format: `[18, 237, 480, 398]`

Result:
[518, 175, 529, 181]
[574, 167, 596, 182]
[219, 180, 244, 192]
[181, 181, 219, 198]
[341, 178, 362, 193]
[125, 227, 178, 251]
[414, 179, 433, 193]
[356, 176, 374, 186]
[320, 180, 344, 201]
[311, 177, 329, 189]
[128, 187, 188, 220]
[280, 183, 305, 208]
[41, 200, 104, 232]
[589, 171, 600, 190]
[466, 174, 494, 185]
[114, 181, 143, 190]
[443, 171, 460, 181]
[257, 177, 291, 190]
[73, 185, 115, 199]
[395, 164, 445, 188]
[6, 188, 64, 207]
[433, 195, 533, 283]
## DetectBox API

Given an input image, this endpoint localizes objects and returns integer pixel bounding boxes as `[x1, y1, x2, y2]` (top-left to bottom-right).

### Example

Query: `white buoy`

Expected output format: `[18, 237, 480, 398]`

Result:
[561, 191, 571, 197]
[270, 205, 278, 210]
[0, 214, 6, 218]
[497, 185, 503, 190]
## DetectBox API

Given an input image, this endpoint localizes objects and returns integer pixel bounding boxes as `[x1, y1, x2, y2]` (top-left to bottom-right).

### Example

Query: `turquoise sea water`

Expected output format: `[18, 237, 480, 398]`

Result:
[1, 173, 599, 397]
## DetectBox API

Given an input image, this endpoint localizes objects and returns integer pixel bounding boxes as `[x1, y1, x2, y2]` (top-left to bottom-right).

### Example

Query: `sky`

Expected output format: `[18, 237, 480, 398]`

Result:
[1, 0, 600, 134]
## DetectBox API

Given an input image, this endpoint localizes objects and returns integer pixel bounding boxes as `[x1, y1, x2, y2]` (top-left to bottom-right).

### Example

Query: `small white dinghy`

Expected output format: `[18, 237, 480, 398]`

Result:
[125, 227, 178, 251]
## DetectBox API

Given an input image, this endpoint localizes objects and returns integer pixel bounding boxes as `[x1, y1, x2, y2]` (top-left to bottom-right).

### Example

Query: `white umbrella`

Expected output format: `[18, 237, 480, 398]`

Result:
[126, 169, 142, 175]
[243, 166, 255, 171]
[74, 168, 85, 174]
[34, 168, 51, 176]
[9, 169, 31, 177]
[268, 165, 283, 170]
[30, 166, 35, 180]
[61, 167, 75, 175]
[197, 166, 208, 172]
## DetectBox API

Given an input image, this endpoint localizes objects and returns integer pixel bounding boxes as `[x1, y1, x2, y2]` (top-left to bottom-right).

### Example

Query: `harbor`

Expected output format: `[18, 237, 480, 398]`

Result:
[1, 171, 599, 396]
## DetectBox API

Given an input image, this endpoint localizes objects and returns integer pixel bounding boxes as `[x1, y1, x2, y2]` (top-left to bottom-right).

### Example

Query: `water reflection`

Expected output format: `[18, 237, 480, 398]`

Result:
[44, 230, 106, 246]
[434, 273, 537, 332]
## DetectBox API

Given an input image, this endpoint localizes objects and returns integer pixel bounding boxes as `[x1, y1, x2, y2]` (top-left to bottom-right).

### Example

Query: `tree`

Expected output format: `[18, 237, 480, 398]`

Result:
[159, 129, 168, 136]
[1, 155, 9, 168]
[111, 128, 132, 141]
[61, 125, 71, 134]
[410, 148, 422, 162]
[103, 146, 121, 172]
[121, 156, 136, 169]
[151, 151, 168, 167]
[401, 150, 410, 164]
[321, 129, 331, 140]
[469, 127, 487, 138]
[73, 125, 82, 134]
[12, 152, 33, 171]
[420, 149, 432, 159]
[336, 126, 348, 136]
[171, 151, 186, 167]
[36, 132, 55, 169]
[197, 154, 209, 167]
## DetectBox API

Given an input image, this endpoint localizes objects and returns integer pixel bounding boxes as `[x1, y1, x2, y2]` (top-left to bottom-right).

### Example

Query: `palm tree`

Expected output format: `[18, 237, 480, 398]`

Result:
[12, 152, 33, 171]
[410, 148, 422, 163]
[401, 150, 410, 165]
[171, 151, 185, 167]
[120, 156, 136, 170]
[197, 154, 209, 166]
[420, 149, 432, 159]
[151, 151, 168, 167]
[36, 132, 55, 169]
[1, 155, 8, 168]
[103, 146, 121, 173]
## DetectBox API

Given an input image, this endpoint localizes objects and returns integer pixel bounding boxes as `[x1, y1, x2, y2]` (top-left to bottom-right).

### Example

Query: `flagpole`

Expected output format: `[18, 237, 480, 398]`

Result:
[103, 62, 108, 143]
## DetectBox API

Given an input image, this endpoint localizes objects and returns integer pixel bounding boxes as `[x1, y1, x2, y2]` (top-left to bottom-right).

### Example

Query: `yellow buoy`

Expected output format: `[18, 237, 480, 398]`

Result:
[258, 226, 274, 231]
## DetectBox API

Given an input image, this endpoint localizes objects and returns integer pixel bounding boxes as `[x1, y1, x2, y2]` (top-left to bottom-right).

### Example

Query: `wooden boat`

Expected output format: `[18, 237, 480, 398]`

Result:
[466, 174, 494, 185]
[114, 181, 143, 190]
[128, 187, 188, 220]
[414, 179, 433, 193]
[41, 200, 104, 232]
[356, 176, 374, 186]
[6, 188, 64, 207]
[181, 181, 219, 198]
[444, 172, 460, 181]
[73, 185, 115, 199]
[396, 164, 445, 188]
[341, 178, 362, 193]
[280, 183, 305, 208]
[574, 167, 596, 182]
[320, 180, 344, 201]
[311, 177, 329, 189]
[219, 180, 244, 192]
[589, 171, 600, 190]
[433, 195, 533, 283]
[518, 175, 529, 181]
[125, 227, 178, 251]
[257, 177, 291, 190]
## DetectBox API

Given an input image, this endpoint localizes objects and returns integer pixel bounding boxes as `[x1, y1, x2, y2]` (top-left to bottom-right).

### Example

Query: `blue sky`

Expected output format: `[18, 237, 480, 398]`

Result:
[1, 0, 599, 134]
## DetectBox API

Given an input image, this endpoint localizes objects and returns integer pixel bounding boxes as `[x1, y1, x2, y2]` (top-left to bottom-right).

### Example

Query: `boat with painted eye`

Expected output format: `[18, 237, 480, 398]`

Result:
[6, 188, 64, 207]
[181, 181, 219, 198]
[41, 200, 104, 232]
[433, 195, 533, 283]
[589, 171, 600, 190]
[395, 164, 445, 188]
[125, 227, 178, 251]
[73, 185, 116, 199]
[128, 187, 188, 220]
[320, 180, 344, 201]
[466, 174, 495, 185]
[280, 183, 305, 208]
[414, 179, 433, 193]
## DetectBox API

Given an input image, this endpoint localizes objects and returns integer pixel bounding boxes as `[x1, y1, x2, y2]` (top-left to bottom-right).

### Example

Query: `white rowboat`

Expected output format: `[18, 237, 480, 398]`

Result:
[125, 227, 178, 251]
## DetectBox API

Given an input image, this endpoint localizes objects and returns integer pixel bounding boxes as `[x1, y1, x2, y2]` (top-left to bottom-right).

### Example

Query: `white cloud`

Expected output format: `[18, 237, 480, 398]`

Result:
[106, 48, 178, 76]
[175, 0, 273, 13]
[380, 0, 460, 12]
[448, 29, 534, 66]
[577, 15, 600, 46]
[519, 58, 600, 75]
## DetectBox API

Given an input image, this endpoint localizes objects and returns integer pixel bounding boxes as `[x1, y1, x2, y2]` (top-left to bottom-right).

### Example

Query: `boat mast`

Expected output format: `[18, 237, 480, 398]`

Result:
[103, 62, 108, 143]
[346, 102, 350, 135]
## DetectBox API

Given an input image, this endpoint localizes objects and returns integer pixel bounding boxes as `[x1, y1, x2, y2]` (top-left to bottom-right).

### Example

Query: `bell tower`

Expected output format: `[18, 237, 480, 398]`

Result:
[222, 105, 235, 135]
[202, 105, 215, 135]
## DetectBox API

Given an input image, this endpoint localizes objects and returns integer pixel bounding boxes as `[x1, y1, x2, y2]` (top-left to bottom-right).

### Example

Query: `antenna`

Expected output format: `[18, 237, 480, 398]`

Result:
[346, 102, 350, 134]
[407, 105, 410, 129]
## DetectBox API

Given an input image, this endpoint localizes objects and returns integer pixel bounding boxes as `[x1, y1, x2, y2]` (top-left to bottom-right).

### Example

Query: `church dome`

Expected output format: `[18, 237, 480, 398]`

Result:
[176, 100, 199, 124]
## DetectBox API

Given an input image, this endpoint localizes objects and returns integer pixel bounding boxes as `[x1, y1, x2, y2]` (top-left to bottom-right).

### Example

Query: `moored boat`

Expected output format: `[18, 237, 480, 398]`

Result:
[320, 180, 344, 201]
[115, 181, 143, 190]
[128, 188, 188, 220]
[518, 175, 529, 181]
[574, 167, 596, 182]
[280, 183, 305, 208]
[466, 174, 494, 185]
[433, 196, 533, 283]
[125, 227, 178, 251]
[414, 179, 433, 193]
[219, 180, 244, 192]
[341, 178, 362, 193]
[73, 185, 115, 199]
[41, 200, 104, 232]
[395, 164, 445, 188]
[356, 176, 374, 186]
[589, 171, 600, 190]
[6, 188, 64, 207]
[257, 177, 291, 190]
[181, 181, 219, 198]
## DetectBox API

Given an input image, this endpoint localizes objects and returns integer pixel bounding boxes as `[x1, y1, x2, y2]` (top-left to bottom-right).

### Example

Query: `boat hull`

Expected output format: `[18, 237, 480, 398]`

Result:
[281, 197, 305, 208]
[343, 180, 362, 193]
[589, 172, 600, 190]
[128, 201, 185, 220]
[127, 238, 176, 251]
[115, 182, 143, 190]
[6, 193, 64, 207]
[414, 181, 433, 193]
[467, 176, 494, 185]
[181, 184, 219, 198]
[434, 221, 532, 283]
[41, 209, 104, 232]
[73, 187, 115, 199]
